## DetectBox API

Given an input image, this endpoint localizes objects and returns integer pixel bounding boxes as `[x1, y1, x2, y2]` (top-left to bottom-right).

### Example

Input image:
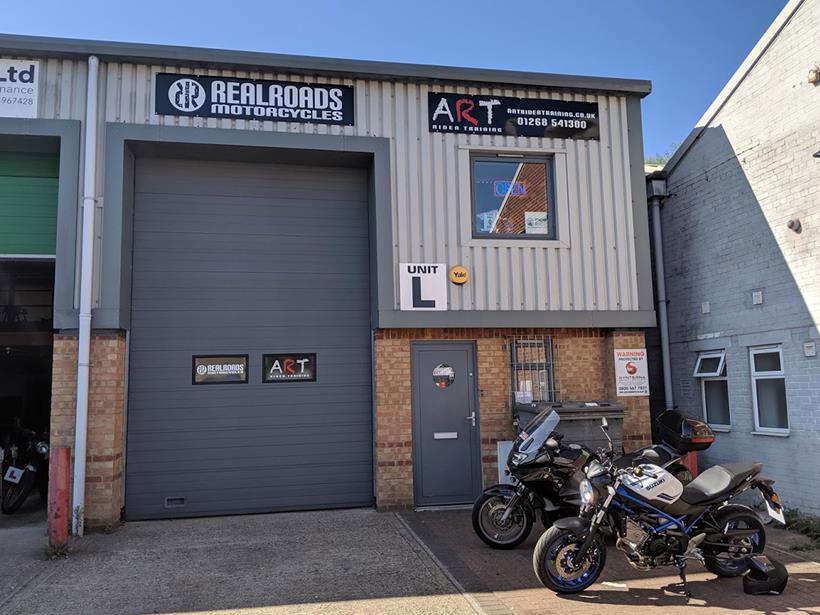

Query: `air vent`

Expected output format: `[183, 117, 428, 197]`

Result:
[164, 497, 185, 508]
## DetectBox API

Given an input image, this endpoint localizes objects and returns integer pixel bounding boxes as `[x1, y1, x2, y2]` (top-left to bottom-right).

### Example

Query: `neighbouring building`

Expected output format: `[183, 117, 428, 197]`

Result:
[657, 0, 820, 514]
[0, 33, 655, 532]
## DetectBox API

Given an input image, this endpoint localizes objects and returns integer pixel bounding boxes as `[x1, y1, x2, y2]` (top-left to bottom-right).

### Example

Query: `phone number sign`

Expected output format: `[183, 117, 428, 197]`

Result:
[0, 60, 38, 119]
[429, 92, 599, 139]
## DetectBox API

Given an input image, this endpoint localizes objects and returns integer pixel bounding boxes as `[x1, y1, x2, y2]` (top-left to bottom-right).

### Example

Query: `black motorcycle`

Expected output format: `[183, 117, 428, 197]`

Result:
[472, 409, 595, 548]
[472, 408, 714, 549]
[1, 428, 49, 514]
[532, 415, 782, 595]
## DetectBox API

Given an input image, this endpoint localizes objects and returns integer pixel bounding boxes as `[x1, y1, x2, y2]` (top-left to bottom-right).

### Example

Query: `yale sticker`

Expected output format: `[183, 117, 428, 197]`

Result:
[448, 265, 469, 285]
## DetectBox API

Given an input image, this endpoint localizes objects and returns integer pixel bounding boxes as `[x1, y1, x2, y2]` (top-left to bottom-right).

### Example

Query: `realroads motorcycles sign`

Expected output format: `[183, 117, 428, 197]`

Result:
[155, 73, 354, 125]
[428, 92, 599, 140]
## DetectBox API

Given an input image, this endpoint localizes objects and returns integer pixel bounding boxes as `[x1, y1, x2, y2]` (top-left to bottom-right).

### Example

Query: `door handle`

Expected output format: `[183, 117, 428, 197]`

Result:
[466, 411, 476, 427]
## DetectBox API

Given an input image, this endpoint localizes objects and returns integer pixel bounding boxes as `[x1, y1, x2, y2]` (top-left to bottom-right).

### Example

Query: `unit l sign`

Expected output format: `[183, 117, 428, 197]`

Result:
[400, 263, 447, 311]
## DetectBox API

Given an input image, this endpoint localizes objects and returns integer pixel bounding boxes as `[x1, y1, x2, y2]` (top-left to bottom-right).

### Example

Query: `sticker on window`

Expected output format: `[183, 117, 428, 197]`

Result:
[432, 363, 455, 389]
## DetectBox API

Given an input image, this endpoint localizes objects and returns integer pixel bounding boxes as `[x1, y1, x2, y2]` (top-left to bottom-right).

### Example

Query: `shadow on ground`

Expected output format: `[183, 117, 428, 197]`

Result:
[400, 509, 820, 615]
[0, 508, 474, 615]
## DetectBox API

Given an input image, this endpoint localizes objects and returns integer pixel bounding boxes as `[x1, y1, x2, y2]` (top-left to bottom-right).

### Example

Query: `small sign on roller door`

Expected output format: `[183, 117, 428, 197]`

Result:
[399, 263, 447, 311]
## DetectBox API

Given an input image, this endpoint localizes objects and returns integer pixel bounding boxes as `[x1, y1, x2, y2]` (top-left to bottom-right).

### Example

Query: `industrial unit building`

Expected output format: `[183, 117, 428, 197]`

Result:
[0, 34, 654, 531]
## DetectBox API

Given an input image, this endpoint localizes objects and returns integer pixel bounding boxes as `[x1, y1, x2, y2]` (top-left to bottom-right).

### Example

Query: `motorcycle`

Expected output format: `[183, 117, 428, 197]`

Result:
[531, 417, 784, 595]
[1, 428, 49, 514]
[472, 407, 714, 549]
[472, 409, 595, 548]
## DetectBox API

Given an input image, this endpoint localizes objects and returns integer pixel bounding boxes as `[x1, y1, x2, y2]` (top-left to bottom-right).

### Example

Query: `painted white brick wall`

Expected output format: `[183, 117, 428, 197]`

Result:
[663, 0, 820, 514]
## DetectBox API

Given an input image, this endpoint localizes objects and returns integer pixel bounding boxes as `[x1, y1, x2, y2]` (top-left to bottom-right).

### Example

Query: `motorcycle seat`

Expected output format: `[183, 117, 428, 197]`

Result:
[680, 462, 762, 505]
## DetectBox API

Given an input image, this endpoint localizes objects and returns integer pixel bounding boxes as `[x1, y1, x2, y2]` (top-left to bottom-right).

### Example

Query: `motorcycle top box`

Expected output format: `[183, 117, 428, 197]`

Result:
[656, 409, 715, 452]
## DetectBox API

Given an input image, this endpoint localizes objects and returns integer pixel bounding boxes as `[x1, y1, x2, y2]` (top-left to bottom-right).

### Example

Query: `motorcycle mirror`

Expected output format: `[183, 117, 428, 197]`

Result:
[600, 418, 614, 452]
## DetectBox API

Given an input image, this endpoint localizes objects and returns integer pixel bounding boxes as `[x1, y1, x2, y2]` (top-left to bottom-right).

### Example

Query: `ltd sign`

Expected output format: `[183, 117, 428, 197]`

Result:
[155, 73, 354, 125]
[0, 60, 38, 118]
[399, 263, 447, 311]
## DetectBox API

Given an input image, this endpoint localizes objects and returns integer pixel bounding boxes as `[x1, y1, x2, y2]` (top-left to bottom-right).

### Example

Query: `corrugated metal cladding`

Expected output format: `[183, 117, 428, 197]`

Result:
[21, 57, 640, 313]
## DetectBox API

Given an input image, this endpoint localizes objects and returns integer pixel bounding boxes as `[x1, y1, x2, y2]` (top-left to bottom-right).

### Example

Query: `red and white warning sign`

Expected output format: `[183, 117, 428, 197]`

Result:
[614, 348, 649, 396]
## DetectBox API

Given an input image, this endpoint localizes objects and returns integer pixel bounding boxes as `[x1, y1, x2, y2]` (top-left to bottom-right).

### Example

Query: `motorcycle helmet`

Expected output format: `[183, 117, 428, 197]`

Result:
[743, 555, 788, 595]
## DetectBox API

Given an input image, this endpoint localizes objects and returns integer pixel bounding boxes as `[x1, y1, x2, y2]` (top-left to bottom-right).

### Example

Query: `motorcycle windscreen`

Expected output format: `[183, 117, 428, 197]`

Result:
[518, 410, 560, 454]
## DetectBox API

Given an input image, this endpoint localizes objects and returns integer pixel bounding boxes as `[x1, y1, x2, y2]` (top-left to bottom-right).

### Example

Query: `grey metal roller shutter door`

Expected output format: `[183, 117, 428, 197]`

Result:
[125, 158, 373, 520]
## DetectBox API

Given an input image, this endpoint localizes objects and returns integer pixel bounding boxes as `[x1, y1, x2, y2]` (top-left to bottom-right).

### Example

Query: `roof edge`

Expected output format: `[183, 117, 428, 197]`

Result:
[0, 33, 652, 97]
[664, 0, 805, 175]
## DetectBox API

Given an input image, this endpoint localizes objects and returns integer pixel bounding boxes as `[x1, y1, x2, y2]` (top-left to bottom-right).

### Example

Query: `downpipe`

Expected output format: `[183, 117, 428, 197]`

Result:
[72, 55, 100, 536]
[650, 195, 674, 411]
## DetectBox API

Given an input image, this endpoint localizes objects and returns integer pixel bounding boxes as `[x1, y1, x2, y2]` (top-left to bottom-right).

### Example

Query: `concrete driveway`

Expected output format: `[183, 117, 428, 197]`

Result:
[0, 493, 48, 607]
[0, 508, 475, 615]
[400, 509, 820, 615]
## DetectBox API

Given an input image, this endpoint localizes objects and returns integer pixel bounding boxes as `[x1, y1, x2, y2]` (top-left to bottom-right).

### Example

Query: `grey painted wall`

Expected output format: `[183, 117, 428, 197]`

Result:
[661, 0, 820, 514]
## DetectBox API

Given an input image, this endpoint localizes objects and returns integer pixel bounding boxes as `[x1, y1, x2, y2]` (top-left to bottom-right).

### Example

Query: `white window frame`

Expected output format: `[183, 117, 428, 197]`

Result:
[749, 345, 789, 435]
[700, 373, 730, 431]
[693, 350, 726, 378]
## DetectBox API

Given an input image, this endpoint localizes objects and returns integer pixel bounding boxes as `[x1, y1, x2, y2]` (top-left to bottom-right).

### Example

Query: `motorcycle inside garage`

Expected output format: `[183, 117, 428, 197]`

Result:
[0, 136, 58, 518]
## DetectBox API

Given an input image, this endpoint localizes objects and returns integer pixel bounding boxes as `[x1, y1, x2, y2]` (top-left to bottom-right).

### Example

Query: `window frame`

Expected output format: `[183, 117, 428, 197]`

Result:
[700, 373, 730, 431]
[749, 345, 789, 434]
[469, 153, 557, 241]
[692, 350, 726, 378]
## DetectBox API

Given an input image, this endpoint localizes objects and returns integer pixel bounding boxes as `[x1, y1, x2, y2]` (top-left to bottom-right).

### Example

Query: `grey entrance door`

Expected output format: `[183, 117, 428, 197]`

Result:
[412, 342, 481, 506]
[125, 157, 373, 520]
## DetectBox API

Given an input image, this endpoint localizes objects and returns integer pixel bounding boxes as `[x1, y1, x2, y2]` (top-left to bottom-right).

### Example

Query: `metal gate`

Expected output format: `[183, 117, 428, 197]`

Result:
[124, 157, 373, 519]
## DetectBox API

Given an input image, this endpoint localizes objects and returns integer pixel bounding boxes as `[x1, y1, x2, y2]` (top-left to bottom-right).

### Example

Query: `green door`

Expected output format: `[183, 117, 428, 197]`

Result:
[0, 152, 59, 256]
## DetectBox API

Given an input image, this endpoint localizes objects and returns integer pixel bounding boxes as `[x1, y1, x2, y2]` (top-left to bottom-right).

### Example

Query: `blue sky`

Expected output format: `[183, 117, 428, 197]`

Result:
[3, 0, 786, 158]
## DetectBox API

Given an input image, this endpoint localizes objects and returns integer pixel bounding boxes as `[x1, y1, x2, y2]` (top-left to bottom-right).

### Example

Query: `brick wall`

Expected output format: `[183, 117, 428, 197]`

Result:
[50, 331, 127, 528]
[662, 0, 820, 514]
[373, 327, 650, 510]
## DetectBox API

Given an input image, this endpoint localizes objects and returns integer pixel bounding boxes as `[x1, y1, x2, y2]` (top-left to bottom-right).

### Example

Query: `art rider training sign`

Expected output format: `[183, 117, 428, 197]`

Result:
[428, 92, 599, 140]
[155, 73, 354, 125]
[263, 353, 317, 383]
[0, 60, 38, 119]
[400, 263, 447, 311]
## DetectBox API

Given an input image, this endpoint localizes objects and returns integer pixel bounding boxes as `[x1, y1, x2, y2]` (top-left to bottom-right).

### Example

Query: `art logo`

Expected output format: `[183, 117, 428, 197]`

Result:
[428, 92, 600, 139]
[263, 353, 317, 383]
[169, 78, 206, 112]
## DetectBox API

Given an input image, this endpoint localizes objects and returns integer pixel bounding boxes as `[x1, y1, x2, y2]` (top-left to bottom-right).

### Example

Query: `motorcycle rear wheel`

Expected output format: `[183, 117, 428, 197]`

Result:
[472, 493, 533, 549]
[2, 471, 35, 514]
[703, 507, 766, 577]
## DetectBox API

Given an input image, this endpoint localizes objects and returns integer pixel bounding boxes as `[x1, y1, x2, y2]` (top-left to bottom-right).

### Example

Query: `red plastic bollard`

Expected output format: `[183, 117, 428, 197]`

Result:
[682, 451, 699, 478]
[48, 446, 71, 548]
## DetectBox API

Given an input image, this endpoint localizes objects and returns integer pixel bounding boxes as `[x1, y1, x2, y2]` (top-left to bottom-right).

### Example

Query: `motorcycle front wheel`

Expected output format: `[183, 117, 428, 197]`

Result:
[1, 471, 36, 514]
[472, 492, 533, 549]
[532, 526, 607, 593]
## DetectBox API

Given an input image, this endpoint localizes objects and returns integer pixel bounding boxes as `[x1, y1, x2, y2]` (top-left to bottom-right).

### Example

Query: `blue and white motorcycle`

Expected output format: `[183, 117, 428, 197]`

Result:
[532, 417, 785, 595]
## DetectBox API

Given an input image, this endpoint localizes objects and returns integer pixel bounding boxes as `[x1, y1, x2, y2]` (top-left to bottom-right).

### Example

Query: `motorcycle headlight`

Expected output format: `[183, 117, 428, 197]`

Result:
[580, 479, 597, 506]
[35, 442, 49, 455]
[585, 460, 606, 478]
[510, 452, 528, 466]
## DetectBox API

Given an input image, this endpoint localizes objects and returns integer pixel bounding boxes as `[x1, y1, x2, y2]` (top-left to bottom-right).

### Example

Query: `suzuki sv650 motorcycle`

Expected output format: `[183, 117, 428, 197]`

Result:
[532, 418, 784, 595]
[473, 408, 713, 549]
